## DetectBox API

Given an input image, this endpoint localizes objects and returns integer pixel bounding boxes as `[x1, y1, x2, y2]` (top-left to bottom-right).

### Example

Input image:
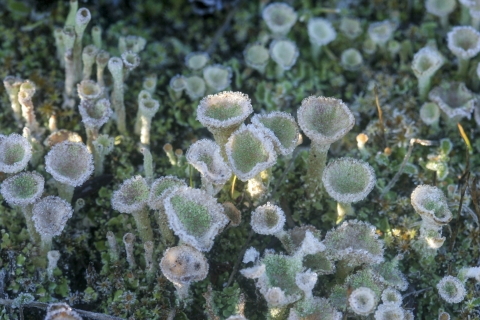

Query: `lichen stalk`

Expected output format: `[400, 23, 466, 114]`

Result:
[306, 142, 329, 198]
[3, 76, 23, 123]
[132, 206, 154, 244]
[73, 8, 91, 82]
[106, 231, 119, 262]
[17, 92, 40, 135]
[22, 204, 42, 245]
[108, 57, 126, 133]
[458, 58, 469, 78]
[123, 233, 136, 268]
[155, 207, 176, 246]
[56, 181, 76, 203]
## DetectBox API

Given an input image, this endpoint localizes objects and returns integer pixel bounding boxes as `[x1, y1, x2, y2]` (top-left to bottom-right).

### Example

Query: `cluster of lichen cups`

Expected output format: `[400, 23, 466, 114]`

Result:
[4, 0, 480, 318]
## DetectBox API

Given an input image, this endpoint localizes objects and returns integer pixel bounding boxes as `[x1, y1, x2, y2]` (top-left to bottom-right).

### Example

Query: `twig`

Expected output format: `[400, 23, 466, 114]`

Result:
[225, 229, 254, 288]
[470, 175, 480, 221]
[402, 287, 432, 298]
[207, 0, 241, 55]
[448, 171, 470, 253]
[449, 139, 472, 252]
[374, 85, 387, 149]
[269, 147, 304, 199]
[380, 138, 436, 198]
[0, 298, 124, 320]
[231, 175, 237, 199]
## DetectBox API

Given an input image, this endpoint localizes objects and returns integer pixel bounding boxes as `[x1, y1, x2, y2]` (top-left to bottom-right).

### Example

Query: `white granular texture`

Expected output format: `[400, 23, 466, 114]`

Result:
[197, 91, 253, 130]
[437, 275, 466, 304]
[447, 26, 480, 60]
[0, 133, 32, 174]
[45, 141, 93, 187]
[32, 196, 73, 238]
[251, 202, 286, 235]
[297, 96, 355, 146]
[186, 139, 232, 185]
[322, 157, 376, 204]
[0, 171, 44, 206]
[349, 287, 377, 316]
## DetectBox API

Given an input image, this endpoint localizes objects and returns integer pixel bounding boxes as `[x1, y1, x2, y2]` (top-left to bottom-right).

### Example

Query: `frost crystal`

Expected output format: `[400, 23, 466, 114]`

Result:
[0, 133, 32, 174]
[251, 203, 286, 235]
[163, 186, 228, 251]
[0, 171, 44, 207]
[32, 196, 73, 238]
[45, 141, 93, 187]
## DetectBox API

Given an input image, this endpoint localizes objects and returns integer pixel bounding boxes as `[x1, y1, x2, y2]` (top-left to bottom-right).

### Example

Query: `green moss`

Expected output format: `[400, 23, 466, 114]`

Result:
[171, 195, 211, 237]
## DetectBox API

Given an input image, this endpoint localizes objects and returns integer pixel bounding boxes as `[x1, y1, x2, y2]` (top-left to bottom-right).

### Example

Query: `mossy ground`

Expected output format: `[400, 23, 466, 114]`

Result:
[0, 0, 480, 319]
